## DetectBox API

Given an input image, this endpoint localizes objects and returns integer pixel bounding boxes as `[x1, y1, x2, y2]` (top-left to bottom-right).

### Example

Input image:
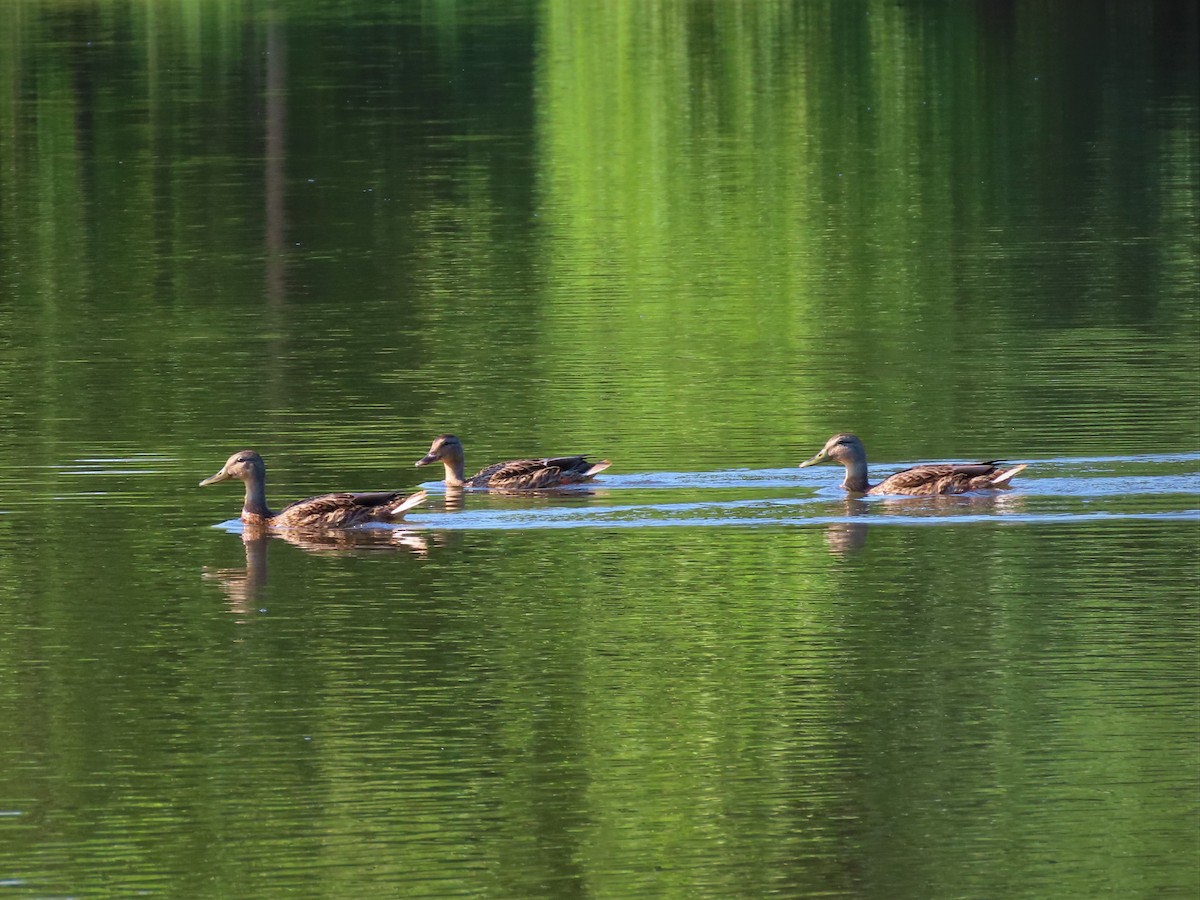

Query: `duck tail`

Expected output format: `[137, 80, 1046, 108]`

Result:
[387, 489, 427, 518]
[989, 464, 1026, 487]
[584, 459, 612, 478]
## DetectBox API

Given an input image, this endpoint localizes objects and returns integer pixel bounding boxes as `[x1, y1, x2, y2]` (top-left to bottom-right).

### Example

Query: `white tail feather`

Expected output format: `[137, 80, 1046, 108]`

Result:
[989, 464, 1026, 486]
[388, 490, 427, 517]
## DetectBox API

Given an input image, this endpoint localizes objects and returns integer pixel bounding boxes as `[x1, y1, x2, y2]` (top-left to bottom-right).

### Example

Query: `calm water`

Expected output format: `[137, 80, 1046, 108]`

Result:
[1, 1, 1198, 897]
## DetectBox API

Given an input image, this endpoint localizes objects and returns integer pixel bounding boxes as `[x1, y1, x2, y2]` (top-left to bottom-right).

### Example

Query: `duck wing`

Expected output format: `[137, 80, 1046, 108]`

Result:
[471, 456, 610, 490]
[272, 489, 425, 528]
[871, 462, 1007, 496]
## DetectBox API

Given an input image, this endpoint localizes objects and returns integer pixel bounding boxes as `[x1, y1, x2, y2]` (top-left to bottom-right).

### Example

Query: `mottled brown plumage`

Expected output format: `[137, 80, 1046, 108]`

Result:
[415, 434, 611, 490]
[200, 450, 426, 528]
[798, 433, 1026, 496]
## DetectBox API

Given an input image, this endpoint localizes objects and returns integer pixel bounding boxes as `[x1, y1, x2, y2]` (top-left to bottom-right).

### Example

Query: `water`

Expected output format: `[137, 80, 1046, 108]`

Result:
[1, 1, 1198, 897]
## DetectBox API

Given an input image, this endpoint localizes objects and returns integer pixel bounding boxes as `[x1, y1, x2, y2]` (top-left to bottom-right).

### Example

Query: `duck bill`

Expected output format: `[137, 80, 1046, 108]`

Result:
[798, 451, 827, 469]
[415, 454, 437, 468]
[199, 469, 231, 487]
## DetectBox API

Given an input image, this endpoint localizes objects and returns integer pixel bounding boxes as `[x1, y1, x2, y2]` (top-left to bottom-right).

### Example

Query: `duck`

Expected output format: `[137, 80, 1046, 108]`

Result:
[798, 433, 1026, 496]
[200, 450, 427, 528]
[415, 434, 611, 490]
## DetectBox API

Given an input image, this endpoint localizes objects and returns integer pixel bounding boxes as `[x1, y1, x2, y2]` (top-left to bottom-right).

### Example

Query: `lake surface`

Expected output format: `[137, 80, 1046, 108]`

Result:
[1, 1, 1198, 897]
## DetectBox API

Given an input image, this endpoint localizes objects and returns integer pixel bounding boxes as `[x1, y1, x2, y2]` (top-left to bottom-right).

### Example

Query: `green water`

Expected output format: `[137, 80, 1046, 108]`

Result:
[1, 2, 1198, 897]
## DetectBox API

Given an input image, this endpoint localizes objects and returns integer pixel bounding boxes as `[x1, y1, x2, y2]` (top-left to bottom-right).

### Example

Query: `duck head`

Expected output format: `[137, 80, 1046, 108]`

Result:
[415, 434, 462, 467]
[798, 433, 867, 469]
[415, 434, 466, 485]
[200, 450, 267, 487]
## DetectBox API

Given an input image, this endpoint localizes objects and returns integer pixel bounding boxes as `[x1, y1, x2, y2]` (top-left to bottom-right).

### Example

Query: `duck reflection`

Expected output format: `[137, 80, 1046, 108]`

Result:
[434, 484, 610, 513]
[823, 499, 870, 556]
[201, 525, 435, 618]
[202, 529, 272, 619]
[271, 526, 431, 557]
[821, 491, 1029, 556]
[441, 487, 466, 512]
[875, 489, 1029, 517]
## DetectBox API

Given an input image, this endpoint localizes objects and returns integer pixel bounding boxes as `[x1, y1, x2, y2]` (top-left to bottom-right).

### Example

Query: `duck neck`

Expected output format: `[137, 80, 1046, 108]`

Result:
[442, 449, 467, 487]
[842, 459, 870, 494]
[242, 475, 274, 521]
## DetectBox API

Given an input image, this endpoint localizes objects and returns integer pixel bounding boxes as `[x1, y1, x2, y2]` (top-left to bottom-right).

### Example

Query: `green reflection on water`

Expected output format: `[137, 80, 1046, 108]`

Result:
[0, 0, 1195, 470]
[535, 0, 1199, 464]
[0, 521, 1197, 897]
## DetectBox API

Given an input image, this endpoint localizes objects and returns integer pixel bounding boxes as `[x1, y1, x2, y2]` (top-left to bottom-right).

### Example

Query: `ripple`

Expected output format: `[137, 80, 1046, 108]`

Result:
[406, 501, 1199, 532]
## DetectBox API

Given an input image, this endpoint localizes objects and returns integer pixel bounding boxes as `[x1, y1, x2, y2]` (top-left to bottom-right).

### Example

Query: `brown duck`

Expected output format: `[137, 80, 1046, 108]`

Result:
[415, 434, 611, 490]
[200, 450, 426, 528]
[798, 433, 1026, 496]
